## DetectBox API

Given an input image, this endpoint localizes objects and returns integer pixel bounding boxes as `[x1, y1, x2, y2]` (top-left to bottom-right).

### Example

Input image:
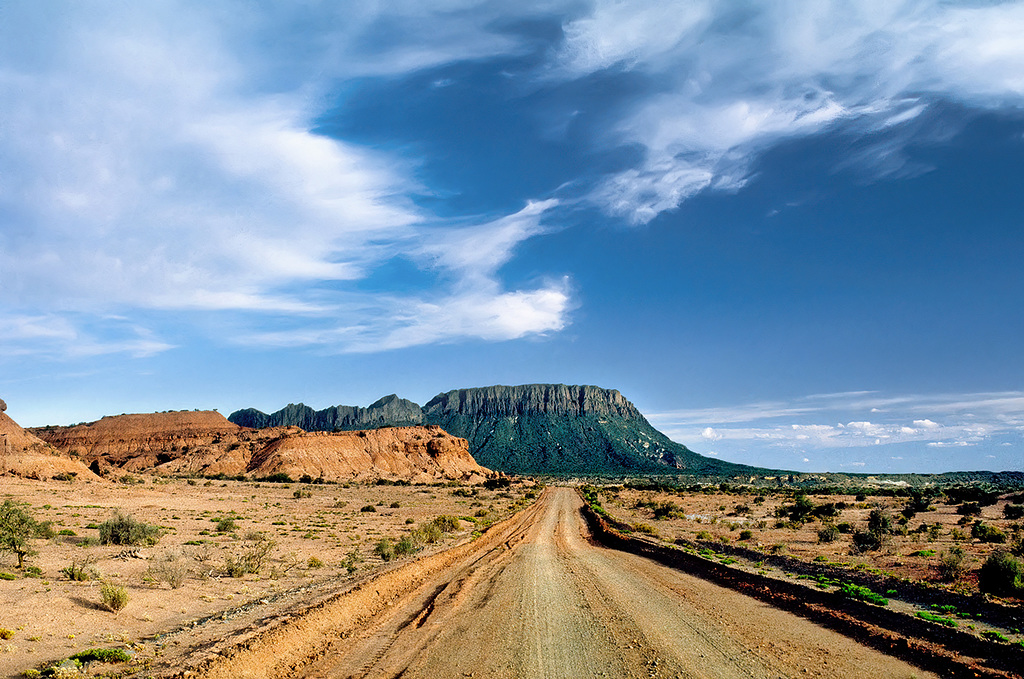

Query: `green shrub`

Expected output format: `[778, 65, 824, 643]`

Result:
[696, 530, 713, 541]
[98, 512, 161, 546]
[633, 523, 657, 535]
[360, 505, 376, 513]
[1004, 504, 1024, 520]
[978, 551, 1023, 597]
[394, 536, 418, 556]
[0, 572, 16, 580]
[69, 648, 132, 663]
[982, 630, 1009, 642]
[837, 582, 888, 606]
[0, 499, 39, 568]
[307, 556, 324, 569]
[917, 611, 958, 627]
[817, 526, 839, 543]
[215, 517, 237, 533]
[432, 515, 460, 533]
[738, 529, 753, 541]
[971, 521, 1006, 543]
[415, 523, 442, 544]
[374, 538, 395, 562]
[100, 582, 129, 612]
[0, 628, 13, 640]
[60, 558, 97, 582]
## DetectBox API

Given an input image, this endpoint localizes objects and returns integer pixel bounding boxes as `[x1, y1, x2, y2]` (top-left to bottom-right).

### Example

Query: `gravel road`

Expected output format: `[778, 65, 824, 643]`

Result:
[291, 487, 936, 679]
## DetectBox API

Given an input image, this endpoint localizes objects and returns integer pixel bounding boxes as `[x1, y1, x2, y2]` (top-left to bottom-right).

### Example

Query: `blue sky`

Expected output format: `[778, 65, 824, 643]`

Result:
[1, 1, 1022, 474]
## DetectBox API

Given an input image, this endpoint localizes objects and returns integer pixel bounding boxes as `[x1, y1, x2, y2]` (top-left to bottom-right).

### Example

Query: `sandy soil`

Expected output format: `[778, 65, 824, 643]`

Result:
[0, 476, 532, 678]
[600, 486, 1023, 596]
[206, 487, 935, 679]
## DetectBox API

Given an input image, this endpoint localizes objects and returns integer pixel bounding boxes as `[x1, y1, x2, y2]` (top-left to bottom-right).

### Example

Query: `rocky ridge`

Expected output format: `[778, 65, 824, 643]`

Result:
[229, 384, 763, 476]
[230, 395, 423, 431]
[32, 411, 487, 482]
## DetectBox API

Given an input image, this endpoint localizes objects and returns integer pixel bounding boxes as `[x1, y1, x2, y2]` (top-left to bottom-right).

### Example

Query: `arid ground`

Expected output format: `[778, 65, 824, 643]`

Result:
[0, 476, 534, 678]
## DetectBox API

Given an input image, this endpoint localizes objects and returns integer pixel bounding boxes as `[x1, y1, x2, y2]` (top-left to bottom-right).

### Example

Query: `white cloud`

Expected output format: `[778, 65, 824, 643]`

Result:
[554, 0, 1024, 223]
[0, 4, 575, 359]
[648, 390, 1024, 453]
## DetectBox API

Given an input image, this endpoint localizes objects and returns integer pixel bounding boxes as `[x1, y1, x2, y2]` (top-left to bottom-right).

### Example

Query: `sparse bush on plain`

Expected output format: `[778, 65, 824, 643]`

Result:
[307, 556, 324, 569]
[60, 557, 98, 582]
[432, 515, 460, 533]
[937, 546, 966, 581]
[99, 512, 161, 546]
[360, 505, 377, 513]
[0, 499, 39, 568]
[215, 517, 237, 533]
[971, 521, 1006, 543]
[395, 536, 418, 556]
[0, 628, 13, 640]
[978, 550, 1023, 597]
[1004, 504, 1024, 520]
[738, 529, 753, 541]
[374, 538, 395, 562]
[224, 535, 275, 577]
[147, 550, 189, 588]
[817, 525, 839, 544]
[100, 582, 129, 612]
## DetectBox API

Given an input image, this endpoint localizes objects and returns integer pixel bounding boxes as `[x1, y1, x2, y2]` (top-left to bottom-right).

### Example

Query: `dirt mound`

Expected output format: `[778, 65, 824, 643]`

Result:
[35, 412, 489, 482]
[0, 411, 101, 481]
[248, 425, 489, 483]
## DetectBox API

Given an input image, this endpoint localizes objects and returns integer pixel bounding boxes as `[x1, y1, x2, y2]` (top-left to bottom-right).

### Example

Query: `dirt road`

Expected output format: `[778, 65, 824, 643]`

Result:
[270, 487, 932, 679]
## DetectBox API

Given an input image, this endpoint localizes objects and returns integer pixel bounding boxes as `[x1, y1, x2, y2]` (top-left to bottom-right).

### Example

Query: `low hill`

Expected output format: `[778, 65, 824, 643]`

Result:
[33, 410, 487, 483]
[1, 399, 100, 481]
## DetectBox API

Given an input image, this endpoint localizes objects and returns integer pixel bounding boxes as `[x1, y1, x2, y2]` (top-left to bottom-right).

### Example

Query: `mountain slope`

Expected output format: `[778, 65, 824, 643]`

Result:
[230, 384, 762, 477]
[422, 385, 757, 476]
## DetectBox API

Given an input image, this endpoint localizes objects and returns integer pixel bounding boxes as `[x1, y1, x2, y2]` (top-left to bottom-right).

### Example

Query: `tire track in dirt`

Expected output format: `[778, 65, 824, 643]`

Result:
[192, 488, 937, 679]
[294, 488, 935, 679]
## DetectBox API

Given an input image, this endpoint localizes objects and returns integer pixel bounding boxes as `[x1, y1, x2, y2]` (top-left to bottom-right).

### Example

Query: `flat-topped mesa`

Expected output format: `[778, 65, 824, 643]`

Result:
[422, 384, 641, 419]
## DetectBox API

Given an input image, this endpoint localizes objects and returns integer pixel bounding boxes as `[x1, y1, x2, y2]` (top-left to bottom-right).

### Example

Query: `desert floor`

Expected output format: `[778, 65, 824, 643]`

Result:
[0, 475, 536, 678]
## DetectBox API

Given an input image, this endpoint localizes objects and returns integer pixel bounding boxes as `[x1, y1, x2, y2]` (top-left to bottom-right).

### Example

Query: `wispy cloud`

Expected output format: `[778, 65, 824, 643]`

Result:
[0, 4, 571, 359]
[553, 1, 1024, 223]
[4, 1, 1024, 361]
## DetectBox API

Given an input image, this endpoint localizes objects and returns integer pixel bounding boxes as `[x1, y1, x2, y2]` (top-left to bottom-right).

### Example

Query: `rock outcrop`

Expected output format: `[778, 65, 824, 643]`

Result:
[231, 394, 423, 431]
[248, 425, 487, 483]
[34, 411, 488, 482]
[1, 407, 101, 481]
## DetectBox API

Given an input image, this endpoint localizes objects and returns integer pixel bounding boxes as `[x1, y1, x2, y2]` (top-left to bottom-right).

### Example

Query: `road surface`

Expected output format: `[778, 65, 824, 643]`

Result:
[284, 487, 935, 679]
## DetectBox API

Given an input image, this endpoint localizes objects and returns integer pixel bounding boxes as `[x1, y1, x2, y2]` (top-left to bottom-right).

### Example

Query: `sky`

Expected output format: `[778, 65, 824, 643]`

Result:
[1, 1, 1022, 474]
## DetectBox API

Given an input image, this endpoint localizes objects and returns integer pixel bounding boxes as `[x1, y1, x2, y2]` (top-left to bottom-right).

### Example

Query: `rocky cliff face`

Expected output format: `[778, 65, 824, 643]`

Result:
[34, 411, 487, 482]
[230, 394, 423, 431]
[421, 384, 641, 419]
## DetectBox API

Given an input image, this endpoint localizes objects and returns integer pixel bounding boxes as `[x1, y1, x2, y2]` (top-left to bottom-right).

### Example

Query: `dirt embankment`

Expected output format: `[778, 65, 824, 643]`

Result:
[580, 499, 1023, 678]
[33, 412, 489, 482]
